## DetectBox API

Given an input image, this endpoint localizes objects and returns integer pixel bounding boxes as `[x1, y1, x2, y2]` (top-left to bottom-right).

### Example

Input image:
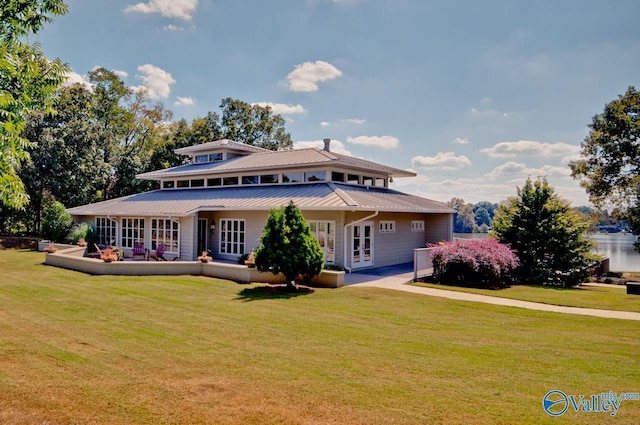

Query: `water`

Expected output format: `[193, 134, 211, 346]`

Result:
[589, 233, 640, 272]
[453, 233, 640, 272]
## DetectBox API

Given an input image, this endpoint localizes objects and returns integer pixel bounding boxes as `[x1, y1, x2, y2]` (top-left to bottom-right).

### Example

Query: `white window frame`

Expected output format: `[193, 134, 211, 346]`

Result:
[411, 220, 425, 232]
[121, 218, 145, 249]
[379, 220, 396, 233]
[219, 219, 245, 255]
[151, 218, 180, 254]
[96, 217, 117, 245]
[308, 220, 336, 263]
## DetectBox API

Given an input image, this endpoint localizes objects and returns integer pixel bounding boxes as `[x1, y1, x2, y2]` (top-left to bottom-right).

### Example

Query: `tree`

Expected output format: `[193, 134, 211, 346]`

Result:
[570, 86, 640, 251]
[447, 198, 475, 233]
[0, 0, 69, 209]
[492, 178, 596, 287]
[219, 98, 293, 150]
[255, 201, 325, 290]
[41, 200, 72, 243]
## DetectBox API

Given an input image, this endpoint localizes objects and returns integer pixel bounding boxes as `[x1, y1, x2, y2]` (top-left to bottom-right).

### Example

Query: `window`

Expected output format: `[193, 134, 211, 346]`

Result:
[411, 220, 425, 232]
[305, 171, 326, 182]
[191, 179, 205, 187]
[347, 174, 359, 184]
[96, 217, 117, 245]
[282, 172, 303, 183]
[331, 171, 345, 182]
[219, 219, 245, 255]
[163, 181, 175, 189]
[177, 180, 189, 188]
[223, 176, 239, 186]
[260, 174, 279, 184]
[151, 219, 179, 253]
[207, 177, 221, 187]
[121, 218, 145, 249]
[242, 175, 259, 185]
[379, 221, 395, 233]
[362, 176, 373, 186]
[195, 154, 208, 163]
[308, 221, 335, 263]
[375, 178, 386, 187]
[209, 153, 223, 162]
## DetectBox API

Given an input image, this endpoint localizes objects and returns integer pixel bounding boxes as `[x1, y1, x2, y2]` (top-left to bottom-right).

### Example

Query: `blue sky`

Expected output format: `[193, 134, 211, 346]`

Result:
[38, 0, 640, 205]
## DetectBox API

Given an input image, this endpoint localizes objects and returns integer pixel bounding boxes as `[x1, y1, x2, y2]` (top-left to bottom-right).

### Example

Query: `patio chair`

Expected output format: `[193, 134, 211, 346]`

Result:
[132, 242, 147, 260]
[148, 243, 167, 261]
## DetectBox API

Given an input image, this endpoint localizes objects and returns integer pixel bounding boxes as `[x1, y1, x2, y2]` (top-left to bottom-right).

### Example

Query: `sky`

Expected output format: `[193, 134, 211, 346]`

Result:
[37, 0, 640, 206]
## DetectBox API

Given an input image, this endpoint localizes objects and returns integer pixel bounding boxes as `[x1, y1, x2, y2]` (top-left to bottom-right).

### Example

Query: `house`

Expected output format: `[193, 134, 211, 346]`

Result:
[68, 139, 453, 271]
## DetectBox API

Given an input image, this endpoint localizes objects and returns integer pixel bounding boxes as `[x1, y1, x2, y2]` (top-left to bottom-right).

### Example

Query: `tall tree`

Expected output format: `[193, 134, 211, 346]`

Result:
[20, 84, 110, 232]
[86, 67, 172, 199]
[492, 178, 595, 287]
[219, 98, 293, 150]
[0, 0, 69, 209]
[255, 201, 325, 290]
[570, 86, 640, 251]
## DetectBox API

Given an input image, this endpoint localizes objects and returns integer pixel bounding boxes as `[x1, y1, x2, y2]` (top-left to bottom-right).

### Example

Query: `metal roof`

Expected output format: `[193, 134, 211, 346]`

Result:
[173, 139, 271, 155]
[67, 182, 453, 217]
[137, 148, 416, 180]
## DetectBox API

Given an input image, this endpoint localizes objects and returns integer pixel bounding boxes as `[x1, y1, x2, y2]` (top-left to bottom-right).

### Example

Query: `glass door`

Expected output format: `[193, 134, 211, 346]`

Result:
[351, 222, 373, 268]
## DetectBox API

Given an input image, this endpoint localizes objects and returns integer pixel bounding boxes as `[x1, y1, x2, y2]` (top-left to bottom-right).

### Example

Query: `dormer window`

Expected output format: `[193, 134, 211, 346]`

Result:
[195, 154, 208, 163]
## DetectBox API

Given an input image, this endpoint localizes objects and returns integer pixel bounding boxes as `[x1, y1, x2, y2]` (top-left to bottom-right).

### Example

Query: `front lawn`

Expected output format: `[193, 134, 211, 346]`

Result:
[412, 281, 640, 313]
[1, 250, 639, 424]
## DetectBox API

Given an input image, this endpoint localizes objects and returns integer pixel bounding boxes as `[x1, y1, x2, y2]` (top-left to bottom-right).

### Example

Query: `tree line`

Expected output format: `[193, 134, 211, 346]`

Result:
[0, 68, 293, 235]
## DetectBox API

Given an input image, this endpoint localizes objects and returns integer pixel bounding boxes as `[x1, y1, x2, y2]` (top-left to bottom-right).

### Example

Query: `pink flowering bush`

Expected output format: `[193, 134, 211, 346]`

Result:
[430, 238, 519, 289]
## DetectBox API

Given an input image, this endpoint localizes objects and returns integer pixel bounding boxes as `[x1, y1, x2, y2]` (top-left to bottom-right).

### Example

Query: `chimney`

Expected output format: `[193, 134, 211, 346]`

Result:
[323, 138, 331, 152]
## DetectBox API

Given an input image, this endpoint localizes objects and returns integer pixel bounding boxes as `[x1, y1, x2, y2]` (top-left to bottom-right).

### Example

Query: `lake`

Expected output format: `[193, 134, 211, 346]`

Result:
[453, 233, 640, 272]
[589, 233, 640, 272]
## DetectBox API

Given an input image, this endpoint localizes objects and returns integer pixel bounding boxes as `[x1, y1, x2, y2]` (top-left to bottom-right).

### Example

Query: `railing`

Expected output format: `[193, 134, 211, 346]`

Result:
[413, 247, 436, 281]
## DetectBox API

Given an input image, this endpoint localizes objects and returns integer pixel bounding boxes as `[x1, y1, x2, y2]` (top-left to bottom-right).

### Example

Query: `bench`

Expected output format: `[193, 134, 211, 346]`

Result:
[627, 282, 640, 295]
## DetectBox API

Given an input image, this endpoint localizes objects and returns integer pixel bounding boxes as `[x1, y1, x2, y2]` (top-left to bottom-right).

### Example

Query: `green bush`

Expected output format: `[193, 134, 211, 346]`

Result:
[69, 222, 90, 244]
[41, 201, 72, 243]
[255, 201, 324, 288]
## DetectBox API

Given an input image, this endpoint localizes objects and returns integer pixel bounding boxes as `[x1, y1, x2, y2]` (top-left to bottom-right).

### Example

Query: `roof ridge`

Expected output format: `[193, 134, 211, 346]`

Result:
[327, 182, 359, 207]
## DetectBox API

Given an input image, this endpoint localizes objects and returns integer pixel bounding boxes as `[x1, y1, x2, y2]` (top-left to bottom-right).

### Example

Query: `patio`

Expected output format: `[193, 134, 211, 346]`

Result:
[42, 245, 344, 288]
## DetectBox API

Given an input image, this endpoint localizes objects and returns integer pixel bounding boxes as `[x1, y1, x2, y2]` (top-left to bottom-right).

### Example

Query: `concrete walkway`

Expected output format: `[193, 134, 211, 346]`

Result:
[344, 270, 640, 321]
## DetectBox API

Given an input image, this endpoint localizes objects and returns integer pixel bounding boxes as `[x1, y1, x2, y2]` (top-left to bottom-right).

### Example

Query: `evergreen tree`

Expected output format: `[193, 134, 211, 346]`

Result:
[255, 201, 324, 289]
[492, 177, 596, 287]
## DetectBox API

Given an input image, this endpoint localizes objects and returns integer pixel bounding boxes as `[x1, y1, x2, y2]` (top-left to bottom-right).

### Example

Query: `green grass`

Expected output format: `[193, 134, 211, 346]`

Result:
[412, 281, 640, 313]
[1, 249, 639, 424]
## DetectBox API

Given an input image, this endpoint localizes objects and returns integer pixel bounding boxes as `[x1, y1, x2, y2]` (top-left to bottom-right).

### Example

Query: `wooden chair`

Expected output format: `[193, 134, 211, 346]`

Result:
[148, 243, 167, 261]
[132, 242, 147, 260]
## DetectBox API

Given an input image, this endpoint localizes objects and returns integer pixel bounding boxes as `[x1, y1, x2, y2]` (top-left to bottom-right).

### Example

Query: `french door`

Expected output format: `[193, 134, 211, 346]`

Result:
[351, 222, 373, 269]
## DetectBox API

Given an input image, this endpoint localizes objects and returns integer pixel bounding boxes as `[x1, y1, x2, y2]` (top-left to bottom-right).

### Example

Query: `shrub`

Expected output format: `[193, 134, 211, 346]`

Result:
[69, 222, 91, 244]
[41, 201, 73, 243]
[431, 238, 519, 289]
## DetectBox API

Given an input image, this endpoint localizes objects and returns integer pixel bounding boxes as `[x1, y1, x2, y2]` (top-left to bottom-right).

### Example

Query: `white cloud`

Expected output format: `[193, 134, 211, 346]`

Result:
[390, 172, 588, 206]
[124, 0, 198, 20]
[113, 69, 128, 78]
[452, 137, 470, 145]
[63, 70, 92, 88]
[411, 152, 471, 170]
[294, 140, 352, 155]
[481, 140, 580, 158]
[163, 24, 184, 31]
[320, 118, 367, 127]
[135, 64, 175, 99]
[286, 60, 342, 92]
[251, 102, 306, 115]
[174, 96, 195, 106]
[485, 161, 571, 179]
[346, 135, 399, 149]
